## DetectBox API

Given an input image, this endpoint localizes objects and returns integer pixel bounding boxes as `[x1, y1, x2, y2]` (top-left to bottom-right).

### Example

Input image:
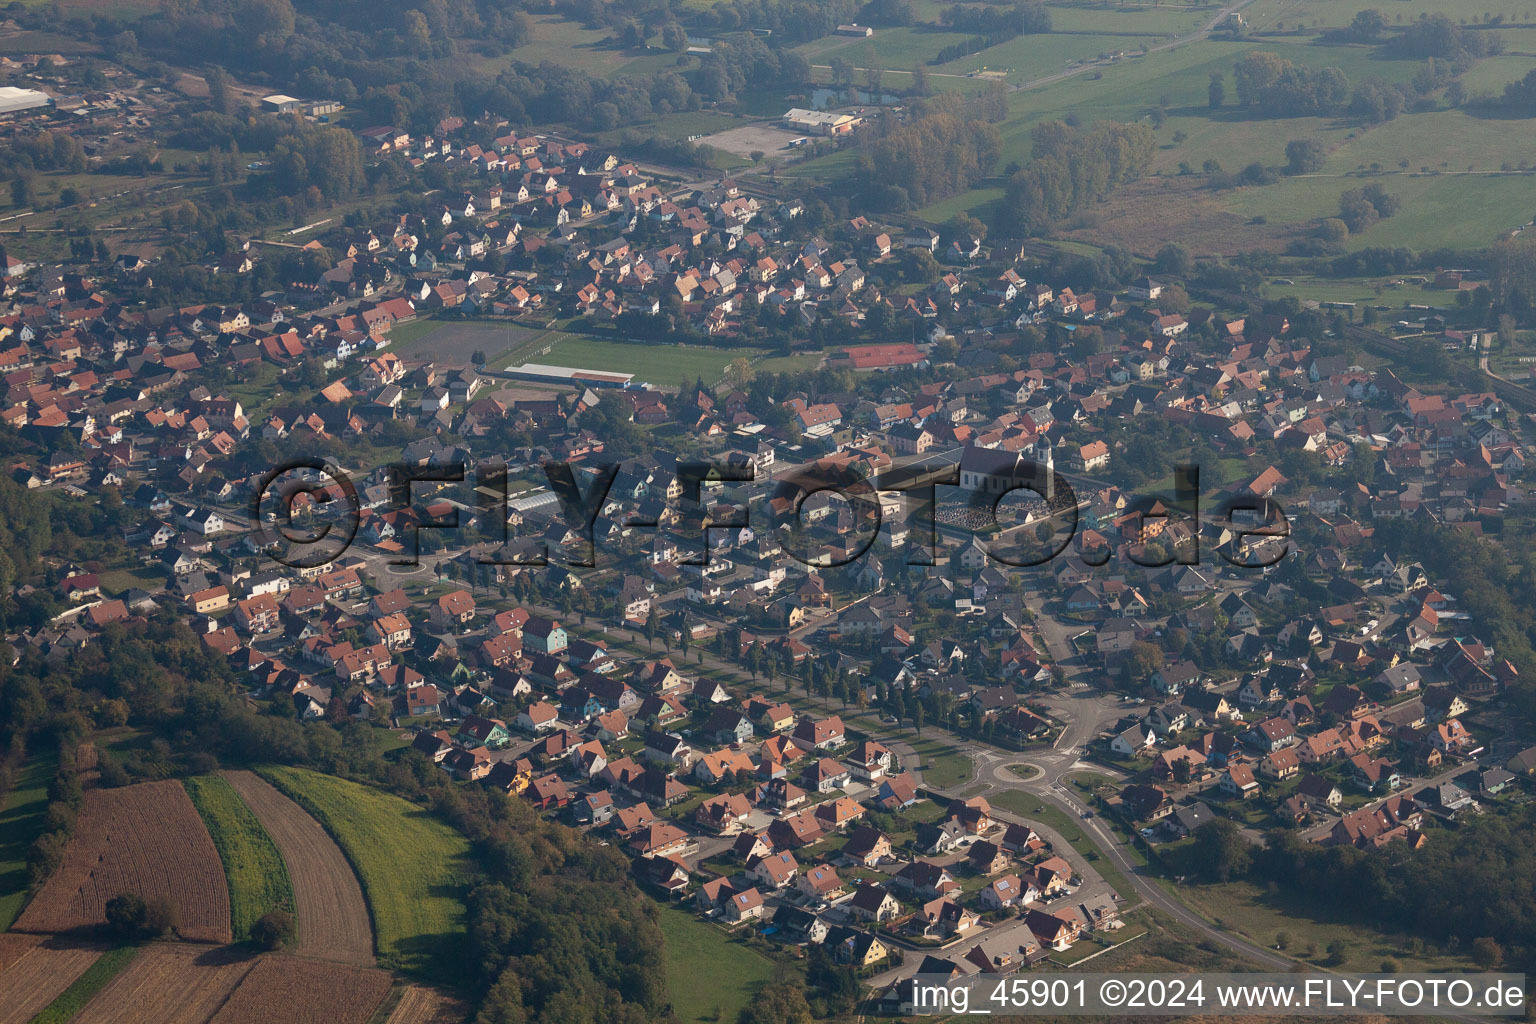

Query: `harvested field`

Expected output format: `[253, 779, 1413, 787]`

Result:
[0, 939, 104, 1024]
[71, 944, 258, 1024]
[13, 780, 232, 943]
[0, 933, 42, 973]
[385, 985, 467, 1024]
[209, 955, 392, 1024]
[220, 770, 373, 964]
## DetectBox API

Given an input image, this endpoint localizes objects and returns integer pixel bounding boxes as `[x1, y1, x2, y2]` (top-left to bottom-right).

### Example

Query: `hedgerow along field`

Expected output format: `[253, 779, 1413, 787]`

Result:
[182, 775, 295, 943]
[256, 767, 476, 983]
[0, 749, 57, 929]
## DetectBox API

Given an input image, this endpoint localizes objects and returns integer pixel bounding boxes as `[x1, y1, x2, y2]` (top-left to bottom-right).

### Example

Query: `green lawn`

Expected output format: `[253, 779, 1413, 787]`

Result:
[0, 748, 57, 929]
[907, 736, 973, 789]
[257, 767, 477, 982]
[183, 774, 295, 942]
[28, 945, 141, 1024]
[96, 566, 167, 597]
[659, 905, 775, 1024]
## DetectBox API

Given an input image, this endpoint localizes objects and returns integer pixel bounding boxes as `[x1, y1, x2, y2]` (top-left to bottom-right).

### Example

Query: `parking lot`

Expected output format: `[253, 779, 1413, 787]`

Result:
[697, 123, 805, 159]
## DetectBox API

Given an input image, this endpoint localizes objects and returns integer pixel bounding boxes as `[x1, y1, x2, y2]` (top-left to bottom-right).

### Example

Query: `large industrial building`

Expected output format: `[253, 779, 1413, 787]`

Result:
[782, 108, 861, 136]
[0, 87, 52, 117]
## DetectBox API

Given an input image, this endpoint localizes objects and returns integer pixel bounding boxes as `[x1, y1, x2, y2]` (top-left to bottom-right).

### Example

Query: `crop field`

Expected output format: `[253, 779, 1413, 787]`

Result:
[257, 768, 475, 981]
[0, 933, 41, 973]
[14, 780, 232, 943]
[183, 775, 294, 944]
[383, 985, 468, 1024]
[0, 939, 106, 1024]
[71, 945, 258, 1024]
[207, 955, 393, 1024]
[26, 945, 143, 1024]
[220, 770, 373, 965]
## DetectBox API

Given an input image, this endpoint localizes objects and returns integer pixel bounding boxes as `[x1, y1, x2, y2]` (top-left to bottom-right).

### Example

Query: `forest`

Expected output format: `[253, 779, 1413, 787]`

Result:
[999, 119, 1156, 236]
[850, 90, 1006, 211]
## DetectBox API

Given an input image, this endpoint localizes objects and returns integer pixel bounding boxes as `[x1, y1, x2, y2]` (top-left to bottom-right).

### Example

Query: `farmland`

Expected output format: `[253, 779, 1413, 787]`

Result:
[71, 945, 259, 1024]
[14, 780, 232, 944]
[26, 944, 142, 1024]
[183, 775, 295, 944]
[257, 767, 476, 981]
[756, 0, 1536, 254]
[382, 985, 467, 1024]
[220, 770, 374, 965]
[207, 955, 393, 1024]
[0, 938, 108, 1024]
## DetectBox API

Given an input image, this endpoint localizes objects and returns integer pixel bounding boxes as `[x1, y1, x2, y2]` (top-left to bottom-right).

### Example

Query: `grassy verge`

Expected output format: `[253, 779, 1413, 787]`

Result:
[0, 748, 58, 929]
[906, 736, 973, 789]
[257, 766, 476, 983]
[183, 774, 295, 942]
[659, 905, 775, 1024]
[1171, 880, 1479, 973]
[28, 944, 140, 1024]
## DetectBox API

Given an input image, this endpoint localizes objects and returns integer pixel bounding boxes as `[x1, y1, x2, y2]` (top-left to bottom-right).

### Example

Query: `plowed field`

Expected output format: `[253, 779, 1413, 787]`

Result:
[71, 944, 258, 1024]
[13, 780, 231, 943]
[208, 955, 391, 1024]
[0, 940, 103, 1024]
[220, 771, 373, 963]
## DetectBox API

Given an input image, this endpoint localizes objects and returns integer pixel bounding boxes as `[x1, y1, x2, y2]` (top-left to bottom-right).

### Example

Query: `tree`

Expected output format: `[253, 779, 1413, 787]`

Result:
[740, 980, 813, 1024]
[910, 64, 931, 97]
[105, 893, 148, 937]
[1127, 641, 1164, 680]
[724, 356, 755, 392]
[661, 22, 688, 52]
[10, 175, 35, 209]
[1208, 73, 1225, 109]
[252, 910, 296, 950]
[1285, 138, 1326, 175]
[1348, 8, 1386, 40]
[829, 56, 854, 91]
[913, 704, 924, 735]
[1472, 937, 1504, 969]
[144, 896, 179, 936]
[1190, 819, 1251, 881]
[1154, 243, 1191, 278]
